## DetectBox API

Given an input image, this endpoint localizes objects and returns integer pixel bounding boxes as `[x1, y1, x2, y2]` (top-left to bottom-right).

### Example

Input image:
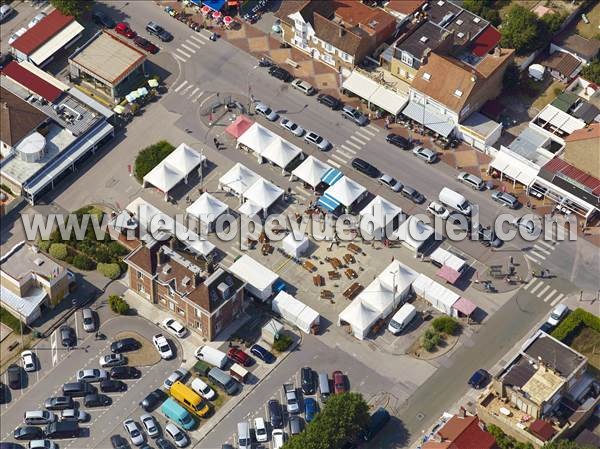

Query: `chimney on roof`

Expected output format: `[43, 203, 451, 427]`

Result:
[169, 237, 176, 251]
[493, 46, 501, 57]
[459, 406, 466, 418]
[423, 47, 431, 63]
[194, 272, 201, 288]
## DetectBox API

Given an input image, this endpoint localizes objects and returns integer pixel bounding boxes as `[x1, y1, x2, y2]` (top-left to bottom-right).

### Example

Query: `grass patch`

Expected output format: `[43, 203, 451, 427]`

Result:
[0, 306, 29, 334]
[569, 326, 600, 378]
[576, 2, 600, 40]
[532, 80, 564, 110]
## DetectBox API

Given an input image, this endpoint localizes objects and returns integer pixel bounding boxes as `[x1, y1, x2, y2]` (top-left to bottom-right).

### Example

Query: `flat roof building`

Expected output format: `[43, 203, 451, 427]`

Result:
[69, 31, 146, 102]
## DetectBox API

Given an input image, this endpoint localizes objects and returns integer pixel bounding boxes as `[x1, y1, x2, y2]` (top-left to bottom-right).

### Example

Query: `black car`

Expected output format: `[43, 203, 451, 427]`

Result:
[0, 443, 25, 449]
[269, 66, 292, 82]
[539, 322, 554, 333]
[110, 434, 129, 449]
[316, 93, 342, 110]
[386, 133, 412, 150]
[13, 426, 44, 440]
[44, 396, 74, 410]
[146, 21, 173, 42]
[0, 382, 8, 404]
[110, 366, 141, 379]
[156, 438, 176, 449]
[84, 393, 111, 407]
[60, 325, 76, 347]
[351, 158, 380, 178]
[301, 367, 315, 395]
[7, 364, 21, 389]
[468, 369, 489, 389]
[100, 379, 127, 393]
[268, 399, 284, 429]
[92, 11, 116, 29]
[140, 389, 167, 412]
[250, 344, 275, 364]
[111, 338, 140, 353]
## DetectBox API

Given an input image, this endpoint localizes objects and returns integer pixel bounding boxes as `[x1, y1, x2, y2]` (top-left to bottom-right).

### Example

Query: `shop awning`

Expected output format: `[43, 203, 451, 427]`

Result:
[490, 150, 539, 187]
[452, 297, 477, 316]
[30, 20, 84, 66]
[436, 265, 461, 284]
[342, 71, 379, 100]
[369, 86, 408, 116]
[321, 168, 343, 186]
[317, 193, 341, 212]
[401, 101, 456, 138]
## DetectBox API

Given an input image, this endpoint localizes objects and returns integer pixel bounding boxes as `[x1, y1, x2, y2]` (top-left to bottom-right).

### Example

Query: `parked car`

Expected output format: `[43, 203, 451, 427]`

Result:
[92, 11, 115, 28]
[77, 368, 109, 383]
[100, 379, 127, 393]
[401, 185, 425, 204]
[7, 364, 21, 389]
[283, 383, 299, 414]
[100, 353, 126, 368]
[21, 351, 36, 372]
[141, 414, 160, 438]
[272, 429, 285, 449]
[164, 423, 188, 448]
[332, 371, 346, 394]
[60, 326, 76, 347]
[163, 368, 188, 390]
[24, 410, 55, 425]
[427, 201, 450, 220]
[190, 377, 215, 401]
[475, 225, 502, 248]
[123, 418, 144, 446]
[316, 93, 342, 110]
[60, 409, 89, 423]
[152, 334, 173, 359]
[412, 146, 437, 163]
[156, 438, 176, 449]
[255, 102, 279, 121]
[115, 22, 136, 38]
[386, 133, 412, 150]
[359, 407, 390, 442]
[491, 191, 519, 209]
[341, 105, 368, 126]
[162, 318, 187, 338]
[304, 131, 331, 151]
[539, 322, 555, 333]
[140, 389, 167, 412]
[268, 66, 292, 82]
[227, 348, 252, 367]
[146, 21, 172, 41]
[301, 367, 315, 395]
[254, 417, 268, 443]
[304, 397, 318, 422]
[468, 369, 489, 389]
[110, 435, 129, 449]
[351, 158, 379, 178]
[0, 4, 14, 22]
[237, 422, 251, 449]
[14, 427, 44, 441]
[379, 173, 402, 192]
[547, 304, 569, 327]
[44, 397, 74, 411]
[512, 216, 536, 234]
[111, 338, 140, 353]
[28, 13, 45, 29]
[82, 308, 96, 332]
[280, 118, 305, 137]
[457, 171, 485, 190]
[268, 399, 283, 429]
[291, 78, 316, 95]
[110, 366, 141, 379]
[250, 344, 275, 363]
[133, 37, 159, 54]
[28, 441, 56, 449]
[84, 394, 111, 407]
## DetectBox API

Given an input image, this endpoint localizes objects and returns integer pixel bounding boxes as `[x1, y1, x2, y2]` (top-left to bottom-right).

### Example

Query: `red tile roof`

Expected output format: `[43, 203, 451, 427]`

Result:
[10, 9, 74, 56]
[386, 0, 426, 16]
[543, 157, 600, 195]
[1, 61, 63, 103]
[471, 26, 501, 57]
[565, 123, 600, 142]
[529, 419, 556, 442]
[426, 415, 497, 449]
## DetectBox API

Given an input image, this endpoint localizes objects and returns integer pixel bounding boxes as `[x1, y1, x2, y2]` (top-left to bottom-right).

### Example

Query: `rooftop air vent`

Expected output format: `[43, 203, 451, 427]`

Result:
[162, 264, 172, 275]
[457, 32, 465, 39]
[423, 72, 431, 81]
[217, 282, 232, 299]
[420, 36, 429, 43]
[473, 17, 481, 23]
[33, 258, 44, 266]
[456, 19, 463, 25]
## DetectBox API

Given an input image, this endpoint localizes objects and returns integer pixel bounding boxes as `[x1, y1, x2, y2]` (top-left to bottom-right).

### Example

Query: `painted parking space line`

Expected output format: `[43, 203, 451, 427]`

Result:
[536, 285, 550, 298]
[51, 330, 58, 366]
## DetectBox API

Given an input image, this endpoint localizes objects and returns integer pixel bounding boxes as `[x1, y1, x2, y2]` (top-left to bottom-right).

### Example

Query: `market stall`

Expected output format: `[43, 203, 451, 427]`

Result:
[228, 254, 278, 301]
[322, 176, 367, 212]
[186, 193, 229, 232]
[338, 298, 380, 340]
[225, 115, 253, 139]
[262, 138, 303, 173]
[281, 233, 310, 257]
[393, 216, 435, 252]
[218, 163, 260, 197]
[272, 291, 320, 334]
[359, 195, 404, 240]
[290, 155, 331, 190]
[242, 178, 284, 215]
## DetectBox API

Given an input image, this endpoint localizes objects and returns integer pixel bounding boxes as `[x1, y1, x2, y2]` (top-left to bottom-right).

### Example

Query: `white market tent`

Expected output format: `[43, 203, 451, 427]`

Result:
[243, 178, 284, 212]
[228, 254, 278, 301]
[359, 195, 404, 239]
[430, 247, 466, 273]
[262, 138, 303, 172]
[281, 233, 310, 257]
[143, 163, 182, 194]
[237, 122, 277, 157]
[324, 176, 366, 208]
[412, 274, 459, 317]
[238, 200, 262, 219]
[290, 156, 331, 189]
[186, 193, 229, 230]
[272, 291, 320, 334]
[219, 163, 260, 197]
[357, 278, 396, 317]
[169, 143, 206, 175]
[378, 260, 418, 302]
[338, 298, 380, 340]
[393, 215, 435, 252]
[126, 197, 216, 257]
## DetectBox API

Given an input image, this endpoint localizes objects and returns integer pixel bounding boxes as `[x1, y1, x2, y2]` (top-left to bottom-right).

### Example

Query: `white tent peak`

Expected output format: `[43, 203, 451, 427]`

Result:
[325, 176, 366, 207]
[243, 178, 284, 209]
[263, 137, 302, 169]
[291, 156, 331, 188]
[237, 122, 277, 155]
[219, 163, 260, 196]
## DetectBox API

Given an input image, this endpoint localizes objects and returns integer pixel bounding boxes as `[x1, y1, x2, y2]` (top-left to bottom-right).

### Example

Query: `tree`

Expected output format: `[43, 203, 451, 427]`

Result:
[97, 263, 121, 279]
[431, 316, 460, 335]
[543, 441, 597, 449]
[501, 5, 543, 55]
[50, 0, 93, 18]
[503, 62, 521, 90]
[462, 0, 501, 26]
[49, 243, 68, 260]
[581, 60, 600, 84]
[133, 140, 175, 182]
[540, 12, 566, 35]
[108, 295, 130, 315]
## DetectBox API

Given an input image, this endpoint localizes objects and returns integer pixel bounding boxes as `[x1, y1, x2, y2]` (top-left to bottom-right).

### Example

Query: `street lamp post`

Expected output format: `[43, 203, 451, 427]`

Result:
[17, 304, 24, 350]
[247, 65, 259, 114]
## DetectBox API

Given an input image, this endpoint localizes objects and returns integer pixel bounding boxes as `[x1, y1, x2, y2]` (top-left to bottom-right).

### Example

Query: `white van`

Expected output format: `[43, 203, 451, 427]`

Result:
[387, 304, 417, 335]
[191, 377, 216, 401]
[439, 187, 472, 215]
[194, 346, 227, 369]
[237, 422, 251, 449]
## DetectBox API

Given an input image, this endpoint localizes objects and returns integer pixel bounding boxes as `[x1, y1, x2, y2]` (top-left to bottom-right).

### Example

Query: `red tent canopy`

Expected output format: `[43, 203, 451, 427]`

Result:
[436, 265, 461, 284]
[452, 297, 477, 317]
[226, 115, 254, 138]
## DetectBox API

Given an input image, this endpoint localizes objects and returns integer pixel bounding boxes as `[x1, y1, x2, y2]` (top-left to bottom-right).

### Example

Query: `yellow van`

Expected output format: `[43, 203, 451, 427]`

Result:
[170, 381, 210, 418]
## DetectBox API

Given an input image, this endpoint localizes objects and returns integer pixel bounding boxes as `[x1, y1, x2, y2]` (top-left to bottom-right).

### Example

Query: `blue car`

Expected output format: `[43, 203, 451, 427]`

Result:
[304, 398, 318, 422]
[250, 344, 276, 364]
[468, 369, 489, 389]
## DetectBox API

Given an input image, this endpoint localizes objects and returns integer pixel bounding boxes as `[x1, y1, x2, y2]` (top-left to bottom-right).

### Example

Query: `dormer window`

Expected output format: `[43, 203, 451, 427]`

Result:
[457, 32, 465, 39]
[419, 36, 429, 44]
[401, 52, 413, 67]
[456, 19, 463, 26]
[473, 17, 481, 23]
[423, 72, 431, 81]
[454, 89, 463, 97]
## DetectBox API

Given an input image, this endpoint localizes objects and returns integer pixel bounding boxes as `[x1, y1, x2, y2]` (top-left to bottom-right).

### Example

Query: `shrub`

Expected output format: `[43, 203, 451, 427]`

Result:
[97, 263, 121, 279]
[133, 140, 175, 182]
[49, 243, 68, 260]
[422, 337, 436, 352]
[37, 240, 51, 252]
[432, 316, 460, 335]
[422, 328, 442, 352]
[551, 308, 600, 342]
[273, 334, 293, 352]
[72, 254, 96, 270]
[108, 295, 129, 315]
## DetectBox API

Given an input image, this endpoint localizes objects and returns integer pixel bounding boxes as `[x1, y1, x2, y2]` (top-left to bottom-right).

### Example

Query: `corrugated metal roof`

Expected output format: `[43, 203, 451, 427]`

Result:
[10, 9, 75, 55]
[542, 158, 600, 195]
[2, 61, 63, 103]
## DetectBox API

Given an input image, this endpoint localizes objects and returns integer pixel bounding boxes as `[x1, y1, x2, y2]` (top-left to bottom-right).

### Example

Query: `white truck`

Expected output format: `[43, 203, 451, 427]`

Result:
[283, 383, 300, 414]
[439, 187, 472, 215]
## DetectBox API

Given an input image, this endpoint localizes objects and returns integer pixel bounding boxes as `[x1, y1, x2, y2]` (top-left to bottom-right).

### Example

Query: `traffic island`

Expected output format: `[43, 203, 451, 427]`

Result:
[113, 331, 161, 366]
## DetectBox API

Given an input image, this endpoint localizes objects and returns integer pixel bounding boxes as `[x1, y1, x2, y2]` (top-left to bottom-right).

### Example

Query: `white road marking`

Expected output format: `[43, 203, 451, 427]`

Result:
[524, 254, 540, 264]
[544, 289, 558, 303]
[176, 48, 191, 58]
[529, 250, 547, 260]
[536, 285, 550, 298]
[174, 80, 188, 92]
[530, 281, 544, 294]
[340, 144, 356, 154]
[366, 124, 379, 132]
[550, 294, 564, 307]
[523, 278, 537, 290]
[344, 140, 362, 150]
[180, 43, 196, 53]
[192, 33, 211, 43]
[536, 240, 555, 251]
[533, 244, 551, 255]
[180, 84, 194, 95]
[189, 87, 200, 98]
[173, 54, 187, 63]
[349, 135, 367, 145]
[355, 130, 373, 140]
[331, 153, 349, 163]
[193, 90, 205, 102]
[326, 159, 341, 168]
[51, 330, 58, 366]
[337, 149, 353, 158]
[185, 39, 203, 49]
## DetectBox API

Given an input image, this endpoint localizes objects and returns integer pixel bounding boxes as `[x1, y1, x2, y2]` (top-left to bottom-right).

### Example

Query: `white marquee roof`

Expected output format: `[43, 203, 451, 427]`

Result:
[169, 143, 206, 174]
[243, 178, 284, 210]
[219, 163, 260, 196]
[143, 163, 184, 193]
[359, 195, 403, 229]
[143, 143, 205, 193]
[262, 138, 303, 169]
[358, 278, 395, 315]
[393, 215, 435, 251]
[378, 260, 418, 294]
[237, 122, 277, 155]
[324, 176, 366, 207]
[186, 193, 228, 225]
[338, 298, 380, 340]
[291, 155, 331, 188]
[238, 200, 262, 218]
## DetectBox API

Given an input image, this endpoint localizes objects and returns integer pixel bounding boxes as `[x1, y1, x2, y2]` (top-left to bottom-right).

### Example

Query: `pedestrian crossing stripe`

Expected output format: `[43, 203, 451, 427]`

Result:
[536, 240, 555, 250]
[349, 135, 367, 145]
[192, 33, 211, 43]
[180, 43, 196, 53]
[529, 250, 546, 260]
[173, 54, 187, 63]
[366, 124, 379, 132]
[180, 84, 194, 95]
[533, 244, 551, 255]
[544, 289, 557, 303]
[331, 153, 349, 163]
[294, 188, 310, 198]
[344, 140, 362, 150]
[176, 48, 191, 58]
[337, 149, 354, 158]
[530, 281, 544, 294]
[524, 254, 540, 264]
[340, 144, 356, 154]
[193, 91, 205, 102]
[550, 294, 564, 307]
[185, 39, 203, 49]
[189, 87, 200, 98]
[536, 285, 550, 298]
[355, 130, 373, 141]
[174, 80, 188, 92]
[327, 159, 341, 168]
[523, 278, 537, 290]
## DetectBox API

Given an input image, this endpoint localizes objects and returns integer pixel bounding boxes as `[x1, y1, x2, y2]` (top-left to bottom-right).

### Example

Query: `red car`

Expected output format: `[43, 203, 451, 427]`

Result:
[133, 36, 158, 54]
[332, 370, 346, 394]
[227, 348, 252, 367]
[115, 22, 136, 38]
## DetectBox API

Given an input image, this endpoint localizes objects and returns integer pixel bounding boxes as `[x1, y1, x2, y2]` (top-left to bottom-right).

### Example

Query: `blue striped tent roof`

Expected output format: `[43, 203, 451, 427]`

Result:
[321, 168, 343, 186]
[317, 193, 341, 212]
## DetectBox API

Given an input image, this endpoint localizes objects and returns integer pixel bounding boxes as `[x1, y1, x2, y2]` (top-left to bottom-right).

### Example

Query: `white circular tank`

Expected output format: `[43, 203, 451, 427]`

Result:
[15, 131, 46, 162]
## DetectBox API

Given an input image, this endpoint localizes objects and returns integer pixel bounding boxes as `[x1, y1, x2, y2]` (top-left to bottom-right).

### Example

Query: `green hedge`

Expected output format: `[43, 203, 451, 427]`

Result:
[97, 263, 121, 279]
[133, 140, 175, 182]
[551, 308, 600, 342]
[49, 243, 68, 260]
[273, 334, 293, 352]
[73, 254, 96, 270]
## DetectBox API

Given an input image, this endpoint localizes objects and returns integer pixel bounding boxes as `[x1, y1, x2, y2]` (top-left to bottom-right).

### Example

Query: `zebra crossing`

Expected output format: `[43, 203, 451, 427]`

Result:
[326, 124, 379, 169]
[171, 79, 206, 102]
[172, 32, 212, 62]
[523, 223, 569, 265]
[523, 278, 565, 306]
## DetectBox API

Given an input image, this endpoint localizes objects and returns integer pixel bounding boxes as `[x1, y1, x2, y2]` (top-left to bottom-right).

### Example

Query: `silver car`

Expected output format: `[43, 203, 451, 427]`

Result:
[255, 102, 279, 121]
[140, 414, 160, 438]
[280, 118, 305, 137]
[123, 418, 145, 446]
[76, 368, 109, 383]
[491, 191, 519, 209]
[304, 131, 331, 151]
[412, 146, 437, 163]
[378, 174, 402, 192]
[60, 409, 89, 422]
[82, 308, 95, 332]
[165, 423, 189, 448]
[163, 368, 188, 390]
